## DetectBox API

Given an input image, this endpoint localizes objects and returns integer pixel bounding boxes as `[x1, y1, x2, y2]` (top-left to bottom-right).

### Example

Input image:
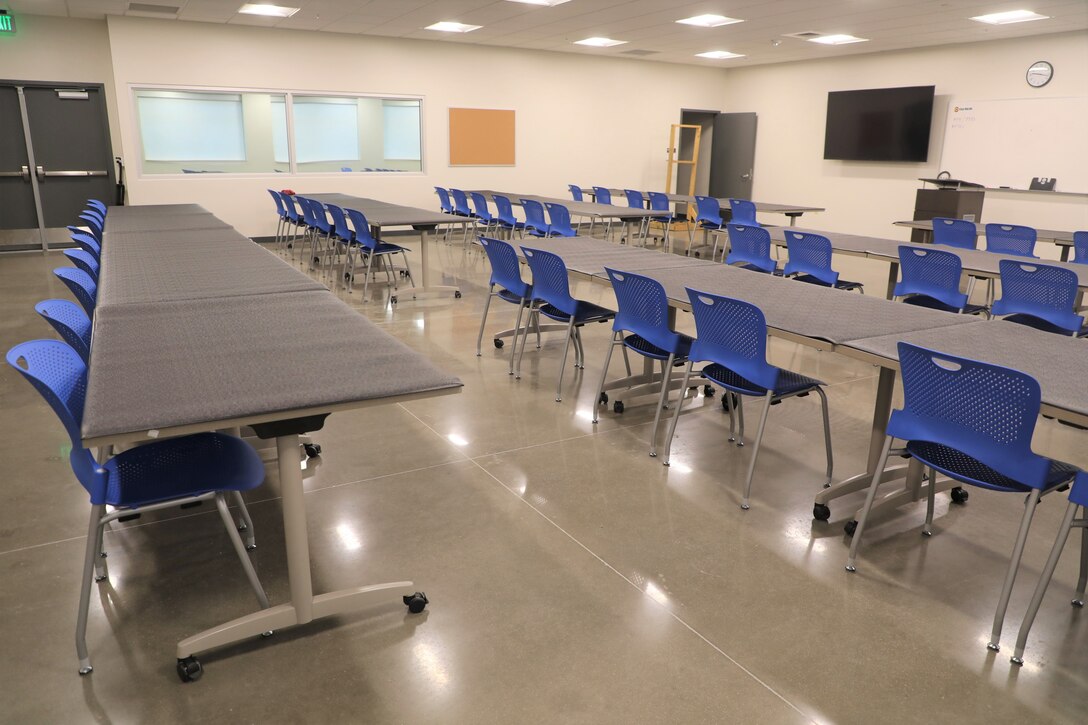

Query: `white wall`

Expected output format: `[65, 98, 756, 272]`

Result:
[724, 31, 1088, 251]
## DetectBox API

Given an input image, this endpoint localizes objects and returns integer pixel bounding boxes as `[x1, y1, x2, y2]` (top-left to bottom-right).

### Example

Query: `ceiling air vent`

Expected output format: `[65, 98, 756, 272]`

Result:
[620, 49, 659, 57]
[783, 31, 822, 39]
[126, 3, 180, 18]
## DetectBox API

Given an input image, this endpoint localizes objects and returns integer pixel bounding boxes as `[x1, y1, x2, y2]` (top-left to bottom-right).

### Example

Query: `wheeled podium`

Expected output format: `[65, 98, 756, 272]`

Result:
[912, 177, 985, 243]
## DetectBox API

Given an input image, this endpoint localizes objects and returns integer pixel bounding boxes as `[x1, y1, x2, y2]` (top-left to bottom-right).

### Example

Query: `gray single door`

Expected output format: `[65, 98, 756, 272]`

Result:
[708, 112, 757, 200]
[0, 86, 40, 251]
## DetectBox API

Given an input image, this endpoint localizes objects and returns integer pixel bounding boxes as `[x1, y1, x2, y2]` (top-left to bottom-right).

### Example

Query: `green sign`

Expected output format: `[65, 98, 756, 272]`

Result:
[0, 13, 14, 34]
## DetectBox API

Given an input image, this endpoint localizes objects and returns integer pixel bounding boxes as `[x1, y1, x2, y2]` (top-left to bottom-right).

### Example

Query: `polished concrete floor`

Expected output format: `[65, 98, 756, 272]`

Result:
[1, 231, 1086, 724]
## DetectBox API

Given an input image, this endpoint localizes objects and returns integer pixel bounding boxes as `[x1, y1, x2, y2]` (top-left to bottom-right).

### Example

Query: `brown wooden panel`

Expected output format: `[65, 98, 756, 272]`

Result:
[449, 108, 515, 166]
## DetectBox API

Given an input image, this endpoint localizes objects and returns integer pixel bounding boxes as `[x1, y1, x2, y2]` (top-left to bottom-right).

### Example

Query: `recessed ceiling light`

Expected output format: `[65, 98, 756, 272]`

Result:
[696, 50, 745, 60]
[506, 0, 571, 6]
[970, 9, 1049, 25]
[425, 21, 482, 33]
[574, 37, 626, 47]
[676, 14, 743, 28]
[808, 34, 869, 45]
[237, 3, 299, 17]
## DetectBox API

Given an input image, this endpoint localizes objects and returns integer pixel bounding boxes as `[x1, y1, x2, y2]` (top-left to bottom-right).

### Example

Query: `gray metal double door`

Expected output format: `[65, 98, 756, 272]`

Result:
[0, 81, 116, 251]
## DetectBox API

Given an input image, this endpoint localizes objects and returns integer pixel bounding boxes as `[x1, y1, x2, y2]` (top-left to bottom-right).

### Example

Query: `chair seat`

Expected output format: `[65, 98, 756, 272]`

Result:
[497, 288, 533, 305]
[1000, 313, 1088, 337]
[792, 273, 863, 291]
[902, 294, 988, 316]
[499, 220, 526, 230]
[103, 433, 266, 508]
[357, 241, 410, 255]
[622, 332, 693, 361]
[906, 440, 1078, 493]
[734, 262, 782, 276]
[701, 363, 822, 397]
[538, 300, 614, 325]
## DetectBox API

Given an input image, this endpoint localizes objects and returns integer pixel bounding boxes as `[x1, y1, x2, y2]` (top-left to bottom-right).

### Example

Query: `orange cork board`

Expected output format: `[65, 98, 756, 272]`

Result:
[449, 108, 515, 166]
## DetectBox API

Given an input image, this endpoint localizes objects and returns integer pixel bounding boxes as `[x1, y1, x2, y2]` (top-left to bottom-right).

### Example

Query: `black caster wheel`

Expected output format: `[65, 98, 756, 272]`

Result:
[703, 385, 715, 398]
[403, 591, 429, 614]
[599, 392, 608, 405]
[813, 503, 831, 522]
[390, 296, 398, 305]
[721, 396, 733, 411]
[303, 443, 322, 458]
[613, 400, 625, 414]
[493, 339, 504, 349]
[177, 656, 203, 682]
[844, 520, 858, 537]
[951, 487, 969, 504]
[454, 291, 462, 299]
[400, 270, 409, 278]
[287, 243, 294, 250]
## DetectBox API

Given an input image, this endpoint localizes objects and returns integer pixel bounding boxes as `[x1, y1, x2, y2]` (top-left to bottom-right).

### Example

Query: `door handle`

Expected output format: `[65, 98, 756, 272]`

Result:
[0, 169, 25, 178]
[36, 165, 44, 180]
[38, 168, 109, 178]
[740, 169, 752, 181]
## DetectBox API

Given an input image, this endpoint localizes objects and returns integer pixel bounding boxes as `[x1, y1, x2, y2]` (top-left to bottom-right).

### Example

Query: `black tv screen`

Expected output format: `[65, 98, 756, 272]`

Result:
[823, 86, 935, 162]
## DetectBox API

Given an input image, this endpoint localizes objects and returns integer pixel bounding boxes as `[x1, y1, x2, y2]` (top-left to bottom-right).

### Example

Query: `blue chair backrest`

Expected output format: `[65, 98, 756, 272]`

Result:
[6, 340, 105, 501]
[35, 299, 92, 363]
[68, 230, 101, 259]
[479, 237, 531, 299]
[568, 185, 584, 202]
[991, 259, 1084, 334]
[54, 268, 97, 317]
[493, 194, 518, 226]
[521, 199, 550, 235]
[267, 189, 286, 218]
[623, 189, 644, 208]
[71, 221, 102, 243]
[281, 193, 301, 223]
[341, 167, 352, 172]
[889, 342, 1051, 489]
[725, 224, 775, 274]
[544, 203, 576, 237]
[694, 196, 723, 228]
[450, 189, 473, 216]
[784, 231, 837, 286]
[64, 249, 100, 280]
[729, 199, 758, 226]
[647, 192, 671, 217]
[86, 199, 107, 215]
[894, 246, 968, 310]
[592, 187, 613, 205]
[985, 223, 1037, 258]
[325, 203, 353, 242]
[309, 199, 331, 234]
[1072, 231, 1088, 265]
[79, 211, 103, 235]
[521, 247, 577, 316]
[295, 196, 316, 227]
[469, 192, 494, 221]
[344, 208, 378, 252]
[435, 187, 455, 214]
[685, 288, 779, 391]
[931, 217, 976, 249]
[605, 268, 683, 353]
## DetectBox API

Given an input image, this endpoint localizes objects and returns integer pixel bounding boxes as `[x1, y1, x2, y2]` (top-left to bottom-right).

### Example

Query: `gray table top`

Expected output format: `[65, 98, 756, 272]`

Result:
[894, 219, 1077, 244]
[103, 213, 232, 233]
[582, 188, 825, 215]
[471, 190, 664, 220]
[514, 236, 708, 276]
[106, 203, 209, 216]
[304, 193, 451, 227]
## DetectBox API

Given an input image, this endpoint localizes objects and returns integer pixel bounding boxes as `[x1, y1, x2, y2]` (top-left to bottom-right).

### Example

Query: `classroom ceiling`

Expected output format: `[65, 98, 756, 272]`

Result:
[11, 0, 1088, 67]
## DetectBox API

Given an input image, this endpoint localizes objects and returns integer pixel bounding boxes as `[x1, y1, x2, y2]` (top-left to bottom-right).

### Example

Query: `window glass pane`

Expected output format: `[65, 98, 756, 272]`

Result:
[271, 99, 289, 163]
[383, 100, 421, 162]
[293, 96, 360, 171]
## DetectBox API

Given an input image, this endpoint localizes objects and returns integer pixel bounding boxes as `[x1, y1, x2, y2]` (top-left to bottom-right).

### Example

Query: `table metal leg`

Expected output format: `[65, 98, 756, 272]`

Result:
[884, 261, 899, 300]
[390, 229, 461, 303]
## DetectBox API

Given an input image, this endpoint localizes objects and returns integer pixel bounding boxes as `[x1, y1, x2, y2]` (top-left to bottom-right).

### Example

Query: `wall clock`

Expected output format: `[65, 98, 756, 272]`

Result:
[1026, 61, 1053, 88]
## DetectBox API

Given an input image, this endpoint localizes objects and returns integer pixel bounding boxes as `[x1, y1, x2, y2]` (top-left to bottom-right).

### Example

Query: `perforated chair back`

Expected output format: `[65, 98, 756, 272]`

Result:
[71, 220, 102, 244]
[986, 223, 1037, 258]
[325, 203, 353, 242]
[280, 192, 301, 224]
[54, 268, 97, 317]
[64, 249, 100, 280]
[522, 247, 577, 316]
[784, 231, 837, 286]
[729, 199, 758, 226]
[694, 196, 723, 229]
[605, 268, 682, 353]
[295, 196, 318, 229]
[35, 300, 92, 363]
[344, 208, 379, 252]
[306, 198, 331, 235]
[68, 230, 101, 259]
[725, 224, 776, 274]
[889, 342, 1051, 489]
[544, 203, 577, 237]
[647, 192, 672, 220]
[85, 199, 107, 215]
[450, 188, 473, 216]
[521, 199, 550, 236]
[894, 246, 968, 310]
[493, 194, 519, 228]
[267, 189, 287, 219]
[685, 288, 779, 391]
[623, 189, 644, 208]
[592, 187, 613, 205]
[568, 184, 585, 202]
[991, 259, 1084, 334]
[479, 237, 531, 299]
[1072, 231, 1088, 265]
[434, 187, 455, 214]
[470, 192, 495, 223]
[931, 217, 977, 249]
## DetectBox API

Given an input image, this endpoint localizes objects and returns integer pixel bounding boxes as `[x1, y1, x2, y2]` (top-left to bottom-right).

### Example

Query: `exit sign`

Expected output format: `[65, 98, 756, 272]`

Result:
[0, 13, 15, 34]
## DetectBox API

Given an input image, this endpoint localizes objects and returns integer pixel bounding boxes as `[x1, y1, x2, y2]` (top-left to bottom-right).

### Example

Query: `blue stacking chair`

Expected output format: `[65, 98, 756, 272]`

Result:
[324, 204, 357, 279]
[64, 249, 100, 281]
[991, 259, 1087, 336]
[592, 268, 692, 456]
[894, 246, 988, 316]
[622, 190, 649, 244]
[1072, 231, 1088, 264]
[986, 223, 1037, 258]
[688, 196, 725, 258]
[68, 230, 101, 260]
[521, 199, 552, 237]
[845, 342, 1078, 652]
[5, 340, 269, 676]
[662, 289, 833, 509]
[85, 199, 107, 216]
[69, 220, 101, 245]
[54, 268, 96, 317]
[646, 192, 677, 253]
[35, 299, 92, 363]
[725, 224, 778, 275]
[544, 203, 577, 238]
[518, 247, 615, 401]
[279, 193, 306, 256]
[345, 208, 413, 299]
[931, 217, 977, 249]
[299, 197, 334, 270]
[728, 199, 758, 227]
[267, 189, 288, 251]
[493, 194, 526, 239]
[568, 184, 585, 202]
[434, 186, 455, 215]
[449, 189, 476, 244]
[592, 186, 613, 205]
[1011, 470, 1088, 666]
[477, 237, 539, 373]
[784, 231, 862, 291]
[470, 192, 498, 237]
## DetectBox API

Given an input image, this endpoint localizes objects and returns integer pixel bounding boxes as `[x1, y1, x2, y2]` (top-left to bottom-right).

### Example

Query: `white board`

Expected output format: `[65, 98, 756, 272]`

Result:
[939, 96, 1088, 193]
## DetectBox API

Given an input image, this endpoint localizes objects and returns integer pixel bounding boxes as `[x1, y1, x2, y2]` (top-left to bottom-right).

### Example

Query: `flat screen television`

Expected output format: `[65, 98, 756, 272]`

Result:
[823, 85, 935, 162]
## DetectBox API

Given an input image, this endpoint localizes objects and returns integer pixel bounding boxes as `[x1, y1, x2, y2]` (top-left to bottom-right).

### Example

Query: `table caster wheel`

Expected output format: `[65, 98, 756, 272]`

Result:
[951, 487, 969, 504]
[303, 443, 322, 458]
[813, 503, 831, 521]
[613, 400, 624, 414]
[390, 296, 398, 305]
[599, 392, 608, 405]
[404, 591, 429, 614]
[177, 656, 203, 682]
[493, 339, 504, 349]
[844, 520, 858, 537]
[454, 291, 462, 299]
[703, 385, 715, 398]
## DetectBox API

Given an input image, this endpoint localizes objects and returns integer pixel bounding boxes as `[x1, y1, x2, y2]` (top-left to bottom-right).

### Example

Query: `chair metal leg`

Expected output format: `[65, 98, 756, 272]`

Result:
[1075, 523, 1088, 606]
[846, 437, 896, 572]
[987, 488, 1042, 652]
[727, 392, 737, 442]
[555, 317, 577, 402]
[572, 327, 585, 369]
[508, 301, 528, 375]
[648, 353, 677, 458]
[814, 386, 834, 486]
[1011, 501, 1080, 665]
[741, 391, 774, 510]
[76, 503, 106, 675]
[591, 333, 621, 424]
[662, 361, 695, 465]
[400, 250, 414, 287]
[514, 303, 535, 380]
[736, 395, 746, 445]
[215, 494, 270, 610]
[93, 516, 108, 582]
[231, 490, 256, 550]
[923, 467, 937, 536]
[362, 251, 376, 299]
[476, 285, 495, 356]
